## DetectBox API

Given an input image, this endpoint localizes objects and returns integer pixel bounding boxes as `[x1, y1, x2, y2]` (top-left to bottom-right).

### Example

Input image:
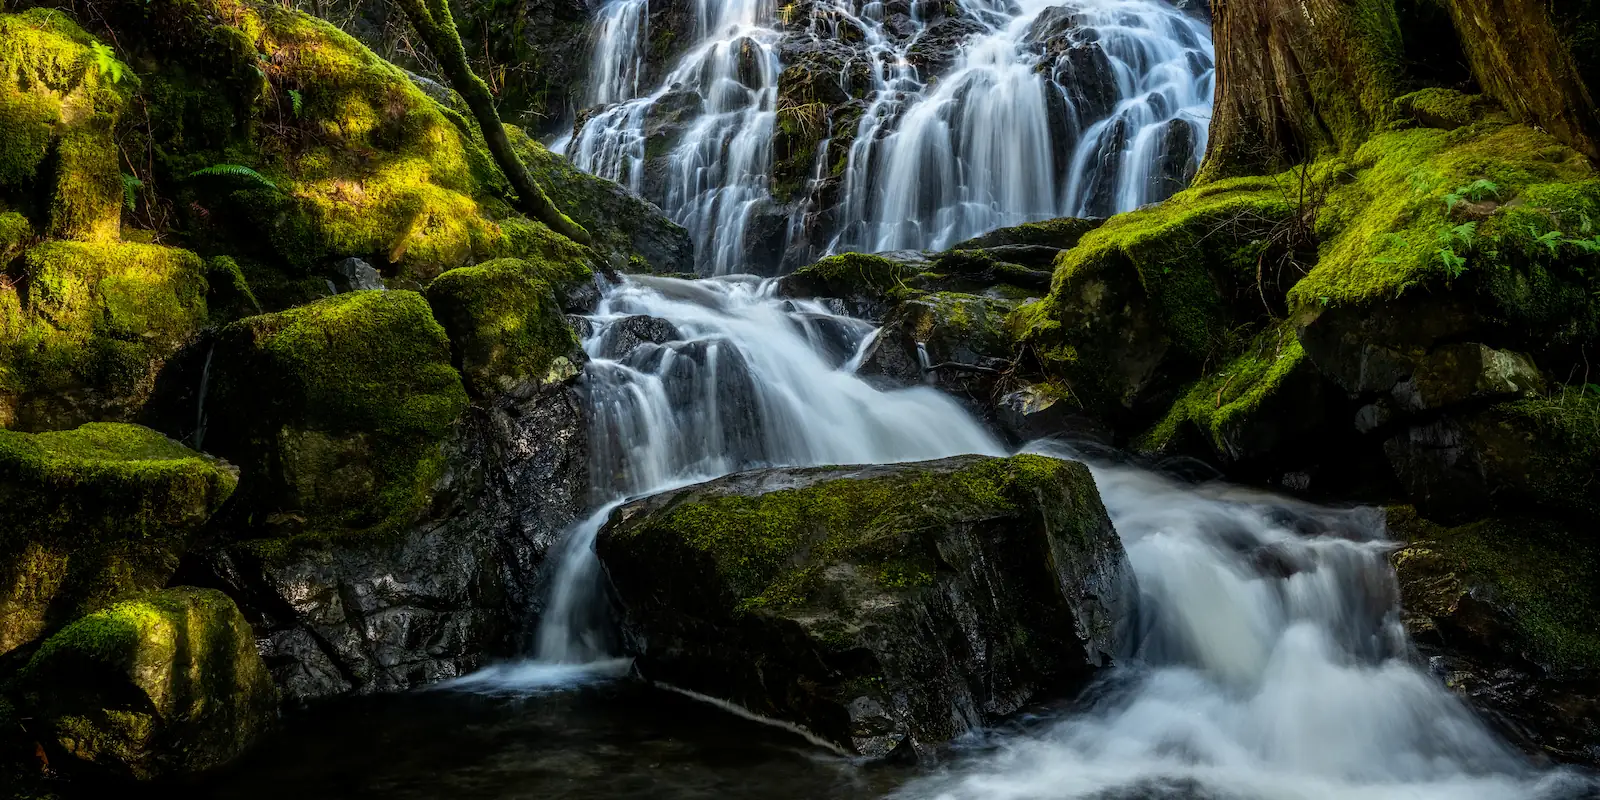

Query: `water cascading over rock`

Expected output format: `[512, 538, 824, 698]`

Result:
[559, 0, 1212, 274]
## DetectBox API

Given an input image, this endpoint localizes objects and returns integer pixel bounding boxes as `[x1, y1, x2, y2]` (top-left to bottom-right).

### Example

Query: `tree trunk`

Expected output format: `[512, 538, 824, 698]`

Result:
[394, 0, 592, 245]
[1200, 0, 1404, 180]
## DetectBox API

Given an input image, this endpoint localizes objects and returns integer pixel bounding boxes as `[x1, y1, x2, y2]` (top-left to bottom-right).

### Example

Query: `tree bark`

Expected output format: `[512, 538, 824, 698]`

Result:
[394, 0, 592, 245]
[1200, 0, 1404, 180]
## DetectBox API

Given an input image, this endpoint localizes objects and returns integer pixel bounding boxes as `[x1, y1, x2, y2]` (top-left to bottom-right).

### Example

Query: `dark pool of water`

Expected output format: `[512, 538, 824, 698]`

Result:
[196, 678, 918, 800]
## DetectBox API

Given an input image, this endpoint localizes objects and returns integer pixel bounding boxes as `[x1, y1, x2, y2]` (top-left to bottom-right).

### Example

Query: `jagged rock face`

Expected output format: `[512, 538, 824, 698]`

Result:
[597, 454, 1137, 757]
[187, 385, 590, 704]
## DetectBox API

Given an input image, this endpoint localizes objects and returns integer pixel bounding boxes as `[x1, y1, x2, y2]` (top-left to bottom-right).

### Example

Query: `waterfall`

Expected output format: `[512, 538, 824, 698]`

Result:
[827, 0, 1212, 252]
[443, 276, 1594, 799]
[561, 0, 783, 275]
[887, 449, 1594, 799]
[447, 274, 1002, 691]
[559, 0, 1212, 273]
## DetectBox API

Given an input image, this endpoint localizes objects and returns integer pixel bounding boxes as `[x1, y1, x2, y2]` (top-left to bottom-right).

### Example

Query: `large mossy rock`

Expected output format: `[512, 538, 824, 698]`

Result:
[1388, 507, 1600, 764]
[0, 423, 237, 655]
[425, 257, 585, 402]
[1013, 177, 1294, 433]
[17, 587, 276, 781]
[0, 10, 130, 243]
[205, 290, 468, 537]
[2, 241, 210, 431]
[596, 454, 1136, 757]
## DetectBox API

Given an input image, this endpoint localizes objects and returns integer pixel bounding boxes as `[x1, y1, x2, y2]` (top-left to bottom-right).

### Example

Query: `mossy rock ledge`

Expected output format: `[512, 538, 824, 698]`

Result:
[595, 453, 1136, 758]
[204, 290, 468, 538]
[0, 423, 238, 655]
[16, 587, 276, 781]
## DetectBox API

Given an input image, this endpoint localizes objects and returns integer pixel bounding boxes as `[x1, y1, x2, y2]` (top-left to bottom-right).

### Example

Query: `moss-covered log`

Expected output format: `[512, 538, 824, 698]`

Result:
[390, 0, 590, 246]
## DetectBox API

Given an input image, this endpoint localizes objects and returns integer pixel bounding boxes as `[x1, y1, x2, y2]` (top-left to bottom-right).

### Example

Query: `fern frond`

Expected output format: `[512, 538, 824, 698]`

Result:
[120, 174, 143, 212]
[189, 164, 279, 192]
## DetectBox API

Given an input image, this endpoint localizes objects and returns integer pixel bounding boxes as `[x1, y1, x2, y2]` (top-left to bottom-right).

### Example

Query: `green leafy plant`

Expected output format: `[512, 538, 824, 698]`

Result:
[288, 89, 303, 118]
[1444, 179, 1501, 211]
[120, 174, 143, 212]
[188, 164, 279, 192]
[1436, 221, 1477, 278]
[90, 41, 133, 85]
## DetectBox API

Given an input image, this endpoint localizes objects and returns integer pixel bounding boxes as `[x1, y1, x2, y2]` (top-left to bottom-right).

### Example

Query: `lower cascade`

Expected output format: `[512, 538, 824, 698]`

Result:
[453, 275, 1593, 799]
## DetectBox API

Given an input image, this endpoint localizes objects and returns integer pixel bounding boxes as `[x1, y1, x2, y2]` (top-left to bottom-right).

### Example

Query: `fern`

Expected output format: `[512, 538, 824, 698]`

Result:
[288, 89, 303, 118]
[1534, 229, 1565, 255]
[1444, 179, 1501, 210]
[1437, 247, 1468, 278]
[120, 174, 143, 212]
[90, 42, 133, 85]
[189, 164, 279, 192]
[1567, 235, 1600, 255]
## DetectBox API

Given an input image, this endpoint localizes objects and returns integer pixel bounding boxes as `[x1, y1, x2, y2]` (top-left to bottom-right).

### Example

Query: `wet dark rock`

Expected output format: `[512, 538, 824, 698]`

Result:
[788, 312, 872, 369]
[638, 90, 706, 202]
[333, 257, 385, 292]
[186, 387, 590, 705]
[1389, 508, 1600, 767]
[597, 315, 683, 361]
[907, 17, 987, 76]
[954, 217, 1103, 251]
[1150, 118, 1199, 200]
[597, 454, 1137, 758]
[858, 292, 1017, 404]
[996, 383, 1115, 444]
[1383, 397, 1599, 523]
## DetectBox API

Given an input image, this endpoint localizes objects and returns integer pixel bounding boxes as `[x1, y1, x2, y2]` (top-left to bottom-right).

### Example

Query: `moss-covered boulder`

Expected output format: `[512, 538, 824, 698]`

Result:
[596, 454, 1136, 757]
[17, 587, 276, 781]
[511, 129, 692, 275]
[858, 291, 1020, 406]
[1388, 507, 1600, 763]
[0, 10, 132, 243]
[1385, 392, 1600, 523]
[205, 290, 468, 537]
[2, 241, 210, 430]
[425, 257, 584, 400]
[1014, 176, 1295, 432]
[952, 217, 1103, 251]
[777, 251, 928, 318]
[0, 423, 237, 655]
[1135, 321, 1333, 469]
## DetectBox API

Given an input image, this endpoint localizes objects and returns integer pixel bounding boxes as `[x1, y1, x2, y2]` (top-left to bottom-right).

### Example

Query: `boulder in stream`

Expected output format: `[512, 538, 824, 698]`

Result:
[596, 453, 1136, 758]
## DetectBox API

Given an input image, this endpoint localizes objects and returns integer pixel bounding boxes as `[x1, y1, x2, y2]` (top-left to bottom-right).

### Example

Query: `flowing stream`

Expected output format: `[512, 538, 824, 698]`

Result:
[447, 275, 1591, 800]
[558, 0, 1212, 273]
[209, 276, 1599, 798]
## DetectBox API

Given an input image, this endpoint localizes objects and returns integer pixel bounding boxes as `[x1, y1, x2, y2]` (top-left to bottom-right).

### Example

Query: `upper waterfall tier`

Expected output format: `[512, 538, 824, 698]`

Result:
[554, 0, 1214, 275]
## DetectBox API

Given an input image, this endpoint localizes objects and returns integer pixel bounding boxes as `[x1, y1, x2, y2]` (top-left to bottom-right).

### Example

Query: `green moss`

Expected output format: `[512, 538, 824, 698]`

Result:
[425, 257, 580, 399]
[0, 211, 31, 264]
[208, 290, 468, 537]
[510, 127, 685, 273]
[0, 423, 237, 652]
[0, 11, 131, 243]
[781, 252, 924, 304]
[1490, 391, 1600, 518]
[953, 218, 1102, 250]
[0, 241, 208, 427]
[1392, 507, 1600, 670]
[19, 586, 275, 780]
[1290, 122, 1600, 335]
[612, 455, 1094, 613]
[1394, 88, 1506, 130]
[204, 255, 262, 321]
[1137, 321, 1306, 454]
